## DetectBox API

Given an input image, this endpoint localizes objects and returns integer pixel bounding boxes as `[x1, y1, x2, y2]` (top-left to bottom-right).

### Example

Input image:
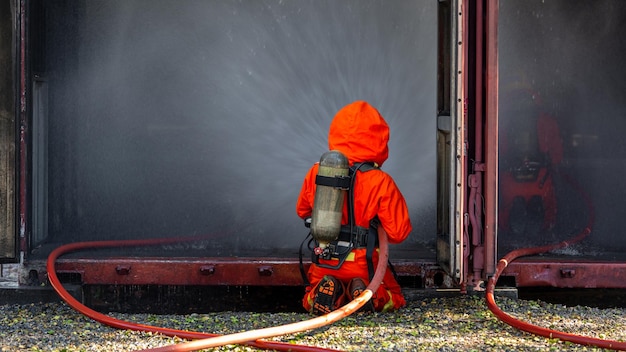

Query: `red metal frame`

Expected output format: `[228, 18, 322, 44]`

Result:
[48, 255, 626, 290]
[480, 0, 626, 290]
[18, 0, 28, 257]
[51, 257, 454, 288]
[483, 0, 499, 278]
[504, 258, 626, 289]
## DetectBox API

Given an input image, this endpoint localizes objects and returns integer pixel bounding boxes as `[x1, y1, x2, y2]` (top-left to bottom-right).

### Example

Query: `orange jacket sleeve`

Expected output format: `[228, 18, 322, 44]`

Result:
[296, 164, 318, 219]
[352, 169, 412, 244]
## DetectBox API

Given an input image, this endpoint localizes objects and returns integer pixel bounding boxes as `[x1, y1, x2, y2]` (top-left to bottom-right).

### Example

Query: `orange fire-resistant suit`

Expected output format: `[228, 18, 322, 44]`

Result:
[296, 101, 412, 312]
[498, 89, 563, 234]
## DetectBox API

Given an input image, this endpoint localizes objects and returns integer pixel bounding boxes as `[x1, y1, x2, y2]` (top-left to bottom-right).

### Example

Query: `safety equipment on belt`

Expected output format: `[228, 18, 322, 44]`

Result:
[501, 93, 554, 184]
[299, 160, 380, 285]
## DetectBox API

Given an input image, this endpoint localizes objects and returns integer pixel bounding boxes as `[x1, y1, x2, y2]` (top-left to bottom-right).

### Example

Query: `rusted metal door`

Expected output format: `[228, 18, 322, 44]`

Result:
[0, 0, 17, 262]
[436, 0, 466, 283]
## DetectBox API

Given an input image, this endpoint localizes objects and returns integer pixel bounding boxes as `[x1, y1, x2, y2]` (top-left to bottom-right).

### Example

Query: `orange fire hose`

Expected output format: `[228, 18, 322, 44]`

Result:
[47, 228, 389, 352]
[136, 227, 389, 352]
[486, 173, 626, 350]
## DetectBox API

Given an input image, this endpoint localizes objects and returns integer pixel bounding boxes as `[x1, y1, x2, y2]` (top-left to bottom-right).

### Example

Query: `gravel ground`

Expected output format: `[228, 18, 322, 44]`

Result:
[1, 294, 625, 352]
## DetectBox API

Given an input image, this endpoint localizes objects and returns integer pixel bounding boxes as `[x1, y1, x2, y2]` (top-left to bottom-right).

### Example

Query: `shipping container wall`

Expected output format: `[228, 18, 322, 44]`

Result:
[31, 0, 438, 258]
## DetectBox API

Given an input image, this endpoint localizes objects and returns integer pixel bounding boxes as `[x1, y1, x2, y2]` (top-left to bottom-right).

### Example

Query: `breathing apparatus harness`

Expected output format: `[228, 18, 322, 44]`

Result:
[299, 160, 380, 286]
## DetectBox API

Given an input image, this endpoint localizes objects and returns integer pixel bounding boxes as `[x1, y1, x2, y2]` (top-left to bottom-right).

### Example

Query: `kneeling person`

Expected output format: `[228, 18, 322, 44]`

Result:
[296, 101, 413, 315]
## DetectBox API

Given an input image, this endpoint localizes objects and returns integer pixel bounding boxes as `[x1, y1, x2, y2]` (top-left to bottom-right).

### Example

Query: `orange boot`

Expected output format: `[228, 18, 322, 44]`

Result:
[310, 275, 345, 315]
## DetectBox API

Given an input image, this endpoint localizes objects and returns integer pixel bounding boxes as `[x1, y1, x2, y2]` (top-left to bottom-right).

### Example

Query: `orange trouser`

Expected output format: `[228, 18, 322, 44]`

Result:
[302, 254, 406, 313]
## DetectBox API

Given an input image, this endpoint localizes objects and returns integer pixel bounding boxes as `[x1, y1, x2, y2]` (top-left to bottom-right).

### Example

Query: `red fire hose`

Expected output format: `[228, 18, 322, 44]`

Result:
[47, 236, 339, 351]
[47, 228, 390, 352]
[486, 173, 626, 350]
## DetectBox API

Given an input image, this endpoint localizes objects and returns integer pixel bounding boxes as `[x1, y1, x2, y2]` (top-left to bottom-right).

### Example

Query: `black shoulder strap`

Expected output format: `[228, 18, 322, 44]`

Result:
[351, 163, 378, 281]
[299, 232, 312, 286]
[354, 163, 397, 280]
[366, 220, 377, 281]
[347, 162, 377, 231]
[351, 162, 377, 174]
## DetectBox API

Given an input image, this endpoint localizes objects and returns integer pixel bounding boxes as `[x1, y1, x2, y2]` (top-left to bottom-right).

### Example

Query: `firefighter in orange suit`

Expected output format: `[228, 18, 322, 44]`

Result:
[296, 101, 412, 315]
[499, 89, 563, 236]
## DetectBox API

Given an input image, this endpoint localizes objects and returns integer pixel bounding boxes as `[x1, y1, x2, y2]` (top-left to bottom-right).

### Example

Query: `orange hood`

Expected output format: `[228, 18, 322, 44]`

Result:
[328, 101, 389, 167]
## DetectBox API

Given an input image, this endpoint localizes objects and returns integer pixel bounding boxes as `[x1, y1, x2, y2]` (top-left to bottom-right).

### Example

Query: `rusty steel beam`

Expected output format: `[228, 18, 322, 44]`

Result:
[51, 257, 626, 289]
[483, 0, 499, 278]
[55, 258, 308, 286]
[52, 257, 446, 288]
[503, 259, 626, 288]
